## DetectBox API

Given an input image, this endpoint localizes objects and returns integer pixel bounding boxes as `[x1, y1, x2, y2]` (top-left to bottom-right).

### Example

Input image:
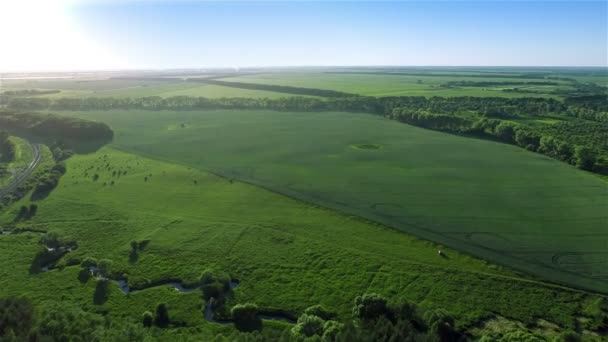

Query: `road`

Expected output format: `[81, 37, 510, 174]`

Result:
[0, 141, 42, 199]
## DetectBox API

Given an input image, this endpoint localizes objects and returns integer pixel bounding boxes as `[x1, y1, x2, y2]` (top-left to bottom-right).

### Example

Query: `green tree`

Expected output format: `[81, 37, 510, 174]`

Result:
[352, 293, 390, 321]
[574, 145, 595, 170]
[231, 303, 260, 332]
[142, 311, 153, 328]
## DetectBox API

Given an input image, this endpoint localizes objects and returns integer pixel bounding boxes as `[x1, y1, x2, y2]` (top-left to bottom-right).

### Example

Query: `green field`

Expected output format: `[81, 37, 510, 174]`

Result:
[221, 73, 571, 98]
[57, 109, 608, 293]
[2, 79, 313, 99]
[1, 145, 602, 339]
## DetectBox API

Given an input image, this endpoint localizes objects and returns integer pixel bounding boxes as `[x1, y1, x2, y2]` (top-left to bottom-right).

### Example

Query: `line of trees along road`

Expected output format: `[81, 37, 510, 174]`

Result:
[0, 131, 16, 163]
[5, 95, 607, 174]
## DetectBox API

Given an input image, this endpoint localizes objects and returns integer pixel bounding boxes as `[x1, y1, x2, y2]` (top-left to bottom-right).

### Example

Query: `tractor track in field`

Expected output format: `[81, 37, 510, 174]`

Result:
[0, 141, 42, 199]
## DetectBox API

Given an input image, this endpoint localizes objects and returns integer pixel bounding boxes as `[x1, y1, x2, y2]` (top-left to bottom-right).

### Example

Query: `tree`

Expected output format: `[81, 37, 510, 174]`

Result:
[574, 145, 595, 170]
[154, 303, 170, 328]
[494, 122, 517, 143]
[291, 314, 325, 338]
[199, 269, 231, 299]
[424, 309, 456, 341]
[352, 293, 390, 322]
[231, 303, 261, 332]
[39, 232, 62, 249]
[142, 311, 153, 328]
[97, 259, 113, 279]
[0, 296, 35, 339]
[81, 257, 98, 269]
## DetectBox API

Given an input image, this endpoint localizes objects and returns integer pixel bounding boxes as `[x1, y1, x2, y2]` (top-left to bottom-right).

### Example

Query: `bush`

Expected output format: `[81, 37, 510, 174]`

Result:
[352, 293, 390, 322]
[154, 303, 170, 328]
[80, 257, 97, 269]
[39, 232, 62, 249]
[97, 259, 113, 279]
[0, 296, 35, 339]
[231, 303, 260, 332]
[199, 269, 231, 299]
[142, 311, 153, 328]
[424, 309, 456, 341]
[291, 314, 325, 338]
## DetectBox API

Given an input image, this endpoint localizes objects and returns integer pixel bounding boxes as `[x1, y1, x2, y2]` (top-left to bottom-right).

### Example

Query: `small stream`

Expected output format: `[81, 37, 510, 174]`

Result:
[113, 277, 295, 324]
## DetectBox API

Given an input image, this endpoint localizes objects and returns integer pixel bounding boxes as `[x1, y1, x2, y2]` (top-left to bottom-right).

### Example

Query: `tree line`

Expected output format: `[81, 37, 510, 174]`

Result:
[0, 110, 113, 143]
[188, 79, 358, 98]
[0, 131, 16, 163]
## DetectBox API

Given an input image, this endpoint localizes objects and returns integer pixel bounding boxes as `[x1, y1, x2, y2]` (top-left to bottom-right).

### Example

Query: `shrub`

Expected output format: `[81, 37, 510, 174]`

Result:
[231, 303, 260, 332]
[96, 259, 113, 279]
[291, 314, 325, 338]
[200, 269, 231, 299]
[39, 232, 62, 249]
[424, 309, 456, 341]
[142, 311, 153, 328]
[352, 293, 390, 322]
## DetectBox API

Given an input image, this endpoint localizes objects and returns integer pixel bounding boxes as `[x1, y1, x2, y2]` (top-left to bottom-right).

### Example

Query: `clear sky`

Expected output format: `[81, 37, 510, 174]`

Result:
[1, 0, 606, 71]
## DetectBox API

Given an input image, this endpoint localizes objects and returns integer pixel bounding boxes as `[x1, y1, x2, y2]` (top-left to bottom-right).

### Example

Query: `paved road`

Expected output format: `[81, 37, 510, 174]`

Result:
[0, 142, 42, 199]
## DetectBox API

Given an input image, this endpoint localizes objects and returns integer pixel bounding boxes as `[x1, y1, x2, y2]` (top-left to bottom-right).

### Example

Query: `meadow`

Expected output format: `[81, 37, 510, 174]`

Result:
[0, 146, 602, 340]
[58, 109, 608, 294]
[220, 73, 572, 98]
[2, 79, 312, 99]
[1, 68, 607, 340]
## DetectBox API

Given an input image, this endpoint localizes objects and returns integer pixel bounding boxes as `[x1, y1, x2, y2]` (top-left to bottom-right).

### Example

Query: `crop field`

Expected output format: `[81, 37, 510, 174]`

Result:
[221, 73, 572, 98]
[1, 79, 312, 99]
[1, 145, 602, 338]
[60, 109, 608, 294]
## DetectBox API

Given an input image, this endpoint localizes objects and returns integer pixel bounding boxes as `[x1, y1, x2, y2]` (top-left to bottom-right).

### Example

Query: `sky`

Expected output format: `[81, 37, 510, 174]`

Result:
[0, 0, 606, 71]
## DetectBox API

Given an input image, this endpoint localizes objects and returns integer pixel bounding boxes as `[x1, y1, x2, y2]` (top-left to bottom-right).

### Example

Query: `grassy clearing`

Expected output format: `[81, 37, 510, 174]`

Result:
[60, 109, 608, 293]
[0, 146, 601, 337]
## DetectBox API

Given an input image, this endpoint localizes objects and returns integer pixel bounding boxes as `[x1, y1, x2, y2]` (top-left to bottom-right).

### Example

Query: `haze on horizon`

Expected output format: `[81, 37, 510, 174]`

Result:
[0, 0, 606, 72]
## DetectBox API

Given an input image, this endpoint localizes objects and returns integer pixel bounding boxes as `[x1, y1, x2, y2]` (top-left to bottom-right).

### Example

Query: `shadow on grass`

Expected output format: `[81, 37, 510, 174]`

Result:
[94, 279, 109, 305]
[29, 249, 63, 274]
[78, 269, 91, 283]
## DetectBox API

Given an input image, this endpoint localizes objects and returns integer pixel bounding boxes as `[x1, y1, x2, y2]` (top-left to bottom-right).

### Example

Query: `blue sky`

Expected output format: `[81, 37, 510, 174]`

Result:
[2, 1, 607, 71]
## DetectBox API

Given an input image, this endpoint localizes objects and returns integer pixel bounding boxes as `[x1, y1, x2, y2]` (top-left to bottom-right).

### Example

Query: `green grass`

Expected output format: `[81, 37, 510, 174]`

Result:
[0, 146, 599, 337]
[222, 73, 567, 98]
[59, 109, 608, 294]
[3, 79, 317, 99]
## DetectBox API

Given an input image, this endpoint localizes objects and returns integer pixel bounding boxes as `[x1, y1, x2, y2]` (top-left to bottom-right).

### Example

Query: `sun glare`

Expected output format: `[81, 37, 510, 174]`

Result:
[0, 0, 121, 72]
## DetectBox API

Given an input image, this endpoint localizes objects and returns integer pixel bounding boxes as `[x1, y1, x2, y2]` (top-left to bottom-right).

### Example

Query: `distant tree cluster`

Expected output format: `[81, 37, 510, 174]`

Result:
[0, 110, 114, 142]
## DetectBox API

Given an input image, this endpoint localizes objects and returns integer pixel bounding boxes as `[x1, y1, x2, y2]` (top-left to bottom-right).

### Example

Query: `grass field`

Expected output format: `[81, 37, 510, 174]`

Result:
[58, 109, 608, 294]
[1, 145, 602, 339]
[2, 79, 314, 99]
[221, 73, 571, 98]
